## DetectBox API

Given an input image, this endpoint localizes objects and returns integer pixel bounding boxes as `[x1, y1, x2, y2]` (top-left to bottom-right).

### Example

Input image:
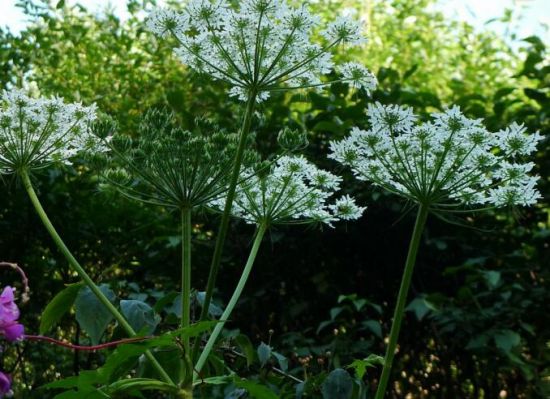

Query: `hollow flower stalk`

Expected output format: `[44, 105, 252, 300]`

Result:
[194, 156, 365, 377]
[329, 102, 542, 399]
[147, 0, 377, 102]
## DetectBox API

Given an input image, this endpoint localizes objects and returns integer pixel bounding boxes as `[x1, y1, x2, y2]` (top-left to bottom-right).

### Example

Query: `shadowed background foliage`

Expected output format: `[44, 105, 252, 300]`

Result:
[0, 0, 548, 397]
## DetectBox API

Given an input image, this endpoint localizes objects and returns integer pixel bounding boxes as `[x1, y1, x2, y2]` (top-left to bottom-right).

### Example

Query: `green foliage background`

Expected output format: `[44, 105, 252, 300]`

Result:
[0, 0, 548, 398]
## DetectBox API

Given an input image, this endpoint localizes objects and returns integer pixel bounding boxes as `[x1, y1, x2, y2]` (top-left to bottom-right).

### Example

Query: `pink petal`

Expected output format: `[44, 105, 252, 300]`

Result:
[3, 323, 24, 342]
[0, 371, 10, 395]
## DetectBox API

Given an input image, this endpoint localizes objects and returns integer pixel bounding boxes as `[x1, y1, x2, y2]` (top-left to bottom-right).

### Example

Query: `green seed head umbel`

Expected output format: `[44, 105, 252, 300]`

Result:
[98, 108, 258, 210]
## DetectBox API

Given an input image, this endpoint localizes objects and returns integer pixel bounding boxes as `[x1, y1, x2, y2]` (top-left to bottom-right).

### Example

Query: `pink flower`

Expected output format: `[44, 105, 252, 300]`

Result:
[0, 371, 10, 397]
[0, 287, 24, 341]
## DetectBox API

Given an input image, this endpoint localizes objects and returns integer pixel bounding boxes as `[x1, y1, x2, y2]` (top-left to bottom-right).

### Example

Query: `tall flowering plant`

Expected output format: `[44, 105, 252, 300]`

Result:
[330, 102, 542, 398]
[0, 0, 375, 396]
[0, 90, 175, 387]
[146, 0, 376, 378]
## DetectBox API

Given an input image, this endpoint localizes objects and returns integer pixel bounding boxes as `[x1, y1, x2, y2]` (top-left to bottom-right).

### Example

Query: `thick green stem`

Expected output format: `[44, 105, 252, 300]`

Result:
[20, 169, 175, 386]
[191, 89, 258, 362]
[193, 224, 267, 380]
[374, 204, 429, 399]
[180, 207, 192, 385]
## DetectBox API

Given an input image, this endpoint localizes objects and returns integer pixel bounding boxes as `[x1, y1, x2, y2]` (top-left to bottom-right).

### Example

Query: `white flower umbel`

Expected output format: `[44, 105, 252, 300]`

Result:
[210, 155, 365, 226]
[196, 154, 365, 378]
[330, 102, 542, 209]
[331, 102, 543, 399]
[147, 0, 377, 102]
[0, 89, 100, 173]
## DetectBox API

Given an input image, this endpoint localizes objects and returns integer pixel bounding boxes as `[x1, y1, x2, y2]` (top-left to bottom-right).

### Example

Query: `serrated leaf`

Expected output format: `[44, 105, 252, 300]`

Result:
[322, 368, 353, 399]
[348, 355, 384, 379]
[120, 300, 160, 335]
[75, 285, 116, 345]
[257, 342, 272, 367]
[40, 283, 82, 334]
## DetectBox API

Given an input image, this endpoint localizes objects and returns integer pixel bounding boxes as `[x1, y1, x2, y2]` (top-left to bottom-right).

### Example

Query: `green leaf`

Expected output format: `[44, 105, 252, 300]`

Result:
[403, 64, 418, 80]
[482, 270, 501, 289]
[53, 390, 108, 399]
[405, 297, 436, 320]
[56, 0, 66, 9]
[257, 342, 272, 367]
[322, 368, 353, 399]
[153, 292, 178, 313]
[524, 88, 548, 104]
[348, 355, 384, 380]
[235, 334, 255, 367]
[494, 330, 521, 354]
[196, 291, 223, 317]
[522, 35, 546, 51]
[465, 334, 489, 350]
[106, 378, 179, 395]
[40, 283, 82, 334]
[120, 299, 160, 335]
[362, 320, 382, 339]
[330, 306, 344, 320]
[234, 378, 278, 399]
[194, 375, 233, 386]
[75, 285, 116, 345]
[272, 352, 288, 372]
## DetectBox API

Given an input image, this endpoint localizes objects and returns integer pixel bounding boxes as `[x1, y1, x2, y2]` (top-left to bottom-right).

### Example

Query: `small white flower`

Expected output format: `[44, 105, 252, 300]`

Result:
[367, 102, 416, 133]
[329, 195, 366, 220]
[340, 62, 377, 93]
[322, 15, 366, 45]
[146, 8, 188, 38]
[496, 122, 542, 156]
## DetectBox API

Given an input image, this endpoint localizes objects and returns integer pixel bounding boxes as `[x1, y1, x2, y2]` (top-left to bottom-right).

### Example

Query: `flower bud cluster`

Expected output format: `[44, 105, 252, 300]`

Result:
[330, 103, 542, 208]
[147, 0, 376, 102]
[210, 155, 365, 226]
[100, 110, 258, 209]
[0, 89, 100, 173]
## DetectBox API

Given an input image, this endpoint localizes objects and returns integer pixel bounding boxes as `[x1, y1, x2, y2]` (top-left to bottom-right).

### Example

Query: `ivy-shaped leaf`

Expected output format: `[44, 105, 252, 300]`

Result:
[75, 285, 116, 345]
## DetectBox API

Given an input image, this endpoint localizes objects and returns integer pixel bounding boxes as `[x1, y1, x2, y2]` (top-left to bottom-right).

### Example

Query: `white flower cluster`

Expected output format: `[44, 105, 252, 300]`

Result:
[0, 89, 100, 173]
[329, 102, 543, 208]
[147, 0, 376, 102]
[210, 155, 365, 226]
